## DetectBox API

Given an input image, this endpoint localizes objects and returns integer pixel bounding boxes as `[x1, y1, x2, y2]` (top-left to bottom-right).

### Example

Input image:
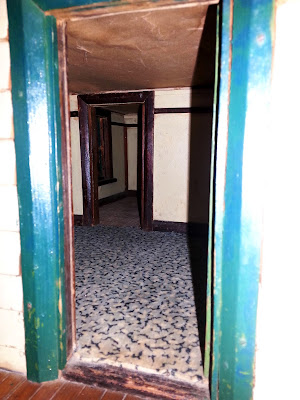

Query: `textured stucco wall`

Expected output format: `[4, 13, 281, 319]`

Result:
[0, 0, 26, 373]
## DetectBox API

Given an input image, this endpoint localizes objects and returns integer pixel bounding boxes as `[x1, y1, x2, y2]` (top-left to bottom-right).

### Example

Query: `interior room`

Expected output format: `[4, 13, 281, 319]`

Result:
[71, 102, 141, 228]
[64, 2, 217, 398]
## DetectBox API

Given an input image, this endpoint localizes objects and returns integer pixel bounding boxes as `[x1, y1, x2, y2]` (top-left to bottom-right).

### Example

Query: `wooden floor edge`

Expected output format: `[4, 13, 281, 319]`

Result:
[62, 360, 210, 400]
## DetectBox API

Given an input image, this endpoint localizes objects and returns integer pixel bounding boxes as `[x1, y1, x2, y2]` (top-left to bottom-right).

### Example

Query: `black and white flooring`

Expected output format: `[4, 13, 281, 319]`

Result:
[74, 225, 204, 386]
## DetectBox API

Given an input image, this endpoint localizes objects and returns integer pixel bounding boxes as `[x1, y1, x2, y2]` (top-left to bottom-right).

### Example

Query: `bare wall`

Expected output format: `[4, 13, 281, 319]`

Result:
[153, 89, 213, 224]
[70, 116, 83, 215]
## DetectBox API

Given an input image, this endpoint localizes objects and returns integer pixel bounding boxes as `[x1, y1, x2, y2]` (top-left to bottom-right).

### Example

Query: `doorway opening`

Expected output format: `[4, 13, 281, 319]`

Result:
[59, 2, 218, 399]
[71, 93, 154, 231]
[97, 104, 141, 229]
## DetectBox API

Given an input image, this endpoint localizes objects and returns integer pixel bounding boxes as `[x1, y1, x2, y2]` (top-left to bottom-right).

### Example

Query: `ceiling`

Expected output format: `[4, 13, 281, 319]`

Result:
[66, 1, 218, 94]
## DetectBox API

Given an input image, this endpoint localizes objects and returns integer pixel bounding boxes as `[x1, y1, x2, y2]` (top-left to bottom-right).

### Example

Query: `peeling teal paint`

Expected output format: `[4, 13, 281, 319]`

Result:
[210, 0, 231, 398]
[213, 0, 274, 399]
[7, 0, 66, 382]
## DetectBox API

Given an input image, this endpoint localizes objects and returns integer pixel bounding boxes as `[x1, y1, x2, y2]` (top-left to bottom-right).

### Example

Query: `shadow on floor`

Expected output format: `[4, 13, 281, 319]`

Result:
[187, 227, 209, 360]
[188, 3, 217, 364]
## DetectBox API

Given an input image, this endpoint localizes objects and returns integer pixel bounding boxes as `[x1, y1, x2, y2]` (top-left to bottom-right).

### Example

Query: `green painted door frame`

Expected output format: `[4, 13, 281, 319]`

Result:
[7, 0, 275, 396]
[209, 1, 274, 399]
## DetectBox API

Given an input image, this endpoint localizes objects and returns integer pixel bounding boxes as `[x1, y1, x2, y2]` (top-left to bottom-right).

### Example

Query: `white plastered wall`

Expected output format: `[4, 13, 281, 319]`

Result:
[153, 88, 213, 223]
[69, 96, 83, 215]
[0, 0, 26, 374]
[124, 113, 138, 191]
[253, 1, 300, 398]
[70, 116, 83, 215]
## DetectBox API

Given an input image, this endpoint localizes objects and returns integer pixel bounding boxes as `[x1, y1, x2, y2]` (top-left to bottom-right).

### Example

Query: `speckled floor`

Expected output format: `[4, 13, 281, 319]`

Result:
[74, 225, 204, 386]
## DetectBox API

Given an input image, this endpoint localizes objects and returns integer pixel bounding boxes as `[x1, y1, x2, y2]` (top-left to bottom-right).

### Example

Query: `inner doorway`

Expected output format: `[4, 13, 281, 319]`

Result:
[97, 104, 141, 229]
[72, 93, 154, 231]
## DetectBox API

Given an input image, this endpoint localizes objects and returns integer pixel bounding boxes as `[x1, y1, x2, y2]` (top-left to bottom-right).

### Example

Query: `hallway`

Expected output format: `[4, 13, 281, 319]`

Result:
[73, 225, 204, 387]
[99, 197, 140, 228]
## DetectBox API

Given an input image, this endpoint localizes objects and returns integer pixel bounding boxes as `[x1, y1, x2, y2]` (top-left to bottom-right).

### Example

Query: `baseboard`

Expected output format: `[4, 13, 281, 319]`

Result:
[98, 192, 127, 207]
[188, 222, 209, 236]
[99, 190, 137, 207]
[153, 220, 187, 233]
[153, 220, 208, 236]
[127, 190, 137, 197]
[63, 360, 209, 400]
[74, 215, 83, 226]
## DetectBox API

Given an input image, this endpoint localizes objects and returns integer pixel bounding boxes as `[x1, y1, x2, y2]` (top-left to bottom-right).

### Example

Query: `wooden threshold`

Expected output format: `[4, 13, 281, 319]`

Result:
[62, 360, 210, 400]
[0, 368, 143, 400]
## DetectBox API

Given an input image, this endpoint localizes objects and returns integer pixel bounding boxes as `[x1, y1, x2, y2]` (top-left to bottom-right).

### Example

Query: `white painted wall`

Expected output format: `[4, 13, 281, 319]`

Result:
[0, 0, 26, 374]
[70, 117, 83, 215]
[155, 87, 213, 108]
[254, 1, 300, 398]
[124, 114, 138, 191]
[69, 94, 78, 112]
[154, 113, 190, 222]
[153, 89, 213, 223]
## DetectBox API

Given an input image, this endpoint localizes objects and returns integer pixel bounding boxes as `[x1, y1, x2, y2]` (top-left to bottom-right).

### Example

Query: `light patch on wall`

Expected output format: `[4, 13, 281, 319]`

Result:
[155, 88, 213, 108]
[154, 114, 190, 223]
[254, 1, 300, 399]
[69, 94, 78, 111]
[70, 117, 83, 215]
[153, 110, 212, 224]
